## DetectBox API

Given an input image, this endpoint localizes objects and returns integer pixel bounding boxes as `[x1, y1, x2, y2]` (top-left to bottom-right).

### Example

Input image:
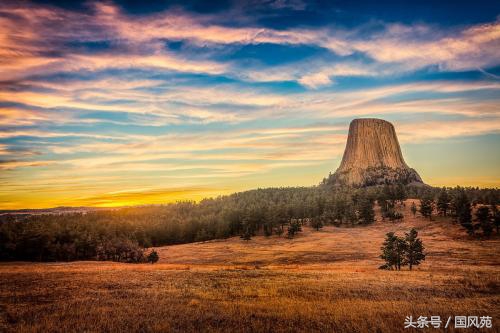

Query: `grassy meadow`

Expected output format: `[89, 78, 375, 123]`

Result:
[1, 200, 498, 332]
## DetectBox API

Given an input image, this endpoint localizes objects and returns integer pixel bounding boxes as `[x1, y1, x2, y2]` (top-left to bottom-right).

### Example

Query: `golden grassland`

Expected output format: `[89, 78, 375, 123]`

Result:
[0, 200, 499, 332]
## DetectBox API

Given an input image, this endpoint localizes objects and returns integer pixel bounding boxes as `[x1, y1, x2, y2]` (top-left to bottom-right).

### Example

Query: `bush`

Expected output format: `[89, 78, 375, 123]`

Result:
[287, 220, 302, 238]
[147, 250, 159, 264]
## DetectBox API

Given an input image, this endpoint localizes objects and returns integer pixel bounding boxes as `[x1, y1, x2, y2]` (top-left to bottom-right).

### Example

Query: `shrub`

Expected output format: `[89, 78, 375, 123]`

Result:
[147, 250, 159, 264]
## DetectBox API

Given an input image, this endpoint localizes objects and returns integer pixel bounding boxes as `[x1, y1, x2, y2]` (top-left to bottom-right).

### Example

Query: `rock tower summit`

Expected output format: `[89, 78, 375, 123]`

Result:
[329, 118, 424, 187]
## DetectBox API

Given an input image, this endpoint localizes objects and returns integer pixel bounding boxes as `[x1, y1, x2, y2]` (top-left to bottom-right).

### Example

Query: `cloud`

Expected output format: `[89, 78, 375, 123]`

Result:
[0, 107, 55, 126]
[397, 118, 500, 142]
[0, 129, 122, 140]
[66, 186, 228, 207]
[1, 1, 499, 208]
[352, 22, 500, 71]
[2, 77, 498, 132]
[88, 3, 500, 76]
[298, 72, 333, 88]
[1, 1, 498, 88]
[0, 159, 56, 170]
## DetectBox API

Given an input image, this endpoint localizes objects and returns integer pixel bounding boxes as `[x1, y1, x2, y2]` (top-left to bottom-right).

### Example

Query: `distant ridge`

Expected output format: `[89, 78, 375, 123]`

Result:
[0, 206, 109, 216]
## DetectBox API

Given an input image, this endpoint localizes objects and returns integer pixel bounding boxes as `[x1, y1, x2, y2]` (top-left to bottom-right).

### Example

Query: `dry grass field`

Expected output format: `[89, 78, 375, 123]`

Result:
[1, 200, 499, 332]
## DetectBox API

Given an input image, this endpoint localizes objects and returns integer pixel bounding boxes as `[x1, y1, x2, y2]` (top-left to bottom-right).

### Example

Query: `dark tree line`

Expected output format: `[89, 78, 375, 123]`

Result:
[413, 187, 499, 237]
[0, 185, 498, 262]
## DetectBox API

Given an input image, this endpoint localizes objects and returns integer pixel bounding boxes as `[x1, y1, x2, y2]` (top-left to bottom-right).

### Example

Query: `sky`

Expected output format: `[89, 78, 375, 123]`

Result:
[0, 0, 499, 209]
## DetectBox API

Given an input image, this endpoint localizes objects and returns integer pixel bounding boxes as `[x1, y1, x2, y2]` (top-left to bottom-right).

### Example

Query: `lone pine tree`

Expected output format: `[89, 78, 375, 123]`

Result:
[404, 228, 425, 270]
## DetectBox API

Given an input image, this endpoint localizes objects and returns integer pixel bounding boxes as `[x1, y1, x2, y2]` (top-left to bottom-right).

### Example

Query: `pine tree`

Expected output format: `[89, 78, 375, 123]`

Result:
[395, 184, 407, 205]
[147, 250, 159, 264]
[343, 200, 358, 225]
[410, 202, 417, 217]
[263, 223, 273, 237]
[419, 196, 434, 220]
[380, 232, 398, 270]
[380, 232, 406, 270]
[436, 189, 450, 217]
[276, 203, 290, 233]
[449, 195, 458, 223]
[394, 236, 407, 271]
[456, 191, 473, 235]
[263, 208, 277, 237]
[240, 226, 252, 241]
[380, 198, 396, 221]
[475, 206, 492, 237]
[404, 228, 425, 270]
[492, 204, 500, 234]
[310, 217, 324, 231]
[358, 197, 375, 224]
[240, 208, 259, 240]
[287, 219, 302, 238]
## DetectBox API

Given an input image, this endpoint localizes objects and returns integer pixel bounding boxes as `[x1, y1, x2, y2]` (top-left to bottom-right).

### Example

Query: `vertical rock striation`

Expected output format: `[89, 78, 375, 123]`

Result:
[329, 118, 424, 187]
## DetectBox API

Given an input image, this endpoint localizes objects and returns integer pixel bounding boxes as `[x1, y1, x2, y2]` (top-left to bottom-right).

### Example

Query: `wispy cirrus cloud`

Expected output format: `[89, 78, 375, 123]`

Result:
[397, 118, 500, 142]
[1, 2, 499, 85]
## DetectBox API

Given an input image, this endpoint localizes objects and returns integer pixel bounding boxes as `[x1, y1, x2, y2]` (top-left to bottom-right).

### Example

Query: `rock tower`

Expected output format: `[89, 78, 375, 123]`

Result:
[329, 118, 423, 187]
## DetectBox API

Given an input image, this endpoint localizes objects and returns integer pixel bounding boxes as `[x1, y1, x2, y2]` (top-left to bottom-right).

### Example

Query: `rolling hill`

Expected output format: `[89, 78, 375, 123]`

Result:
[1, 200, 498, 332]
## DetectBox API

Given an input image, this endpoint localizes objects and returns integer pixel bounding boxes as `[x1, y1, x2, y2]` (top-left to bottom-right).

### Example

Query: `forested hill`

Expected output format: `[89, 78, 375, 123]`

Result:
[1, 185, 499, 262]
